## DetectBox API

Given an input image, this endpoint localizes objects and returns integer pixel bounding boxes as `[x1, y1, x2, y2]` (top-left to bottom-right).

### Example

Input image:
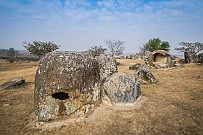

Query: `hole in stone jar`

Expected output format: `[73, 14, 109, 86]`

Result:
[52, 92, 69, 100]
[153, 53, 168, 64]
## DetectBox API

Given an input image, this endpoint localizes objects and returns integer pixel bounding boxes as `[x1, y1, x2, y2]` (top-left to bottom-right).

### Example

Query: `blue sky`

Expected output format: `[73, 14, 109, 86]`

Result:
[0, 0, 203, 54]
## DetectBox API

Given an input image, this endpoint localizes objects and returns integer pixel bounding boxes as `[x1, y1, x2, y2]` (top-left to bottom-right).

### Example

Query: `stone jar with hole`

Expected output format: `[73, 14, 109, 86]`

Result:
[34, 52, 117, 121]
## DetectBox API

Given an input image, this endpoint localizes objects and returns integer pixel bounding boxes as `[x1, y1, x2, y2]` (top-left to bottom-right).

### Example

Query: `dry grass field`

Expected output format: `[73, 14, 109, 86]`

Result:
[0, 59, 203, 135]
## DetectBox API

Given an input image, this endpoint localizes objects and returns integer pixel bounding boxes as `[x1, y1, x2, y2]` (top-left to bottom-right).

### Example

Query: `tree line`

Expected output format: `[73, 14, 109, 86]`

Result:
[3, 38, 202, 63]
[21, 38, 171, 58]
[22, 40, 126, 57]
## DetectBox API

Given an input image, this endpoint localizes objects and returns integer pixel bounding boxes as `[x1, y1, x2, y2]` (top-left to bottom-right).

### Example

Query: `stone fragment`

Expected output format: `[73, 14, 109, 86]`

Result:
[102, 73, 141, 105]
[96, 54, 118, 81]
[197, 53, 203, 64]
[134, 64, 157, 83]
[129, 63, 143, 70]
[0, 77, 25, 89]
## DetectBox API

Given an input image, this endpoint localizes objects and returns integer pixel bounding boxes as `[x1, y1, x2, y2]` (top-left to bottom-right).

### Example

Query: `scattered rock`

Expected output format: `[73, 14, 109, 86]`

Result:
[35, 51, 144, 121]
[197, 53, 203, 64]
[3, 103, 10, 107]
[0, 77, 25, 89]
[174, 64, 184, 68]
[116, 61, 124, 66]
[102, 73, 141, 105]
[129, 63, 143, 70]
[134, 64, 157, 83]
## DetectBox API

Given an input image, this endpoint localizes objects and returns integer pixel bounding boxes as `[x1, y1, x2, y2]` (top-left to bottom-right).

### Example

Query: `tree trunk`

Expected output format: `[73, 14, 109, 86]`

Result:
[184, 52, 191, 63]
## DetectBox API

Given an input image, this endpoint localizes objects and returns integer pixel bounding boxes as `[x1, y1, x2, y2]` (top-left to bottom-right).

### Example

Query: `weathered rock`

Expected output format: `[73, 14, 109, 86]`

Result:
[197, 53, 203, 64]
[129, 65, 135, 70]
[102, 73, 141, 105]
[116, 61, 123, 66]
[129, 63, 143, 70]
[134, 64, 157, 83]
[0, 77, 25, 89]
[96, 54, 118, 81]
[144, 50, 176, 68]
[35, 52, 117, 121]
[183, 51, 203, 64]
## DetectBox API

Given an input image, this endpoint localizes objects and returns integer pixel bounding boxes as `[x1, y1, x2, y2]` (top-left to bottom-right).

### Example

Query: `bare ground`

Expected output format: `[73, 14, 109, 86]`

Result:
[0, 59, 202, 135]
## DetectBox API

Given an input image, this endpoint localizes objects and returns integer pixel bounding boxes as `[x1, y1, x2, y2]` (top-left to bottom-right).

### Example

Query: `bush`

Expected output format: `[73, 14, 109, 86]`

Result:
[23, 41, 60, 57]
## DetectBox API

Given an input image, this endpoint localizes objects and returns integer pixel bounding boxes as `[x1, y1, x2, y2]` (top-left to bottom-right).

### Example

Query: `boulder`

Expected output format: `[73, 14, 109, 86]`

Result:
[35, 52, 117, 121]
[0, 77, 25, 89]
[116, 61, 124, 66]
[102, 73, 141, 105]
[129, 63, 143, 70]
[134, 64, 157, 83]
[197, 53, 203, 64]
[144, 50, 176, 68]
[95, 54, 118, 81]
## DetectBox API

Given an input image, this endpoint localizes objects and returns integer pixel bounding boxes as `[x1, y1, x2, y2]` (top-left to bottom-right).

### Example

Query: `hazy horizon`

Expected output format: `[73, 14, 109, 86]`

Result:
[0, 0, 203, 55]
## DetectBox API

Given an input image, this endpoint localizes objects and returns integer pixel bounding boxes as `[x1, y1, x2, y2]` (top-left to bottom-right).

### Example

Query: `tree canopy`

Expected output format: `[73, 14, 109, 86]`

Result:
[23, 41, 60, 57]
[145, 38, 170, 52]
[175, 42, 203, 54]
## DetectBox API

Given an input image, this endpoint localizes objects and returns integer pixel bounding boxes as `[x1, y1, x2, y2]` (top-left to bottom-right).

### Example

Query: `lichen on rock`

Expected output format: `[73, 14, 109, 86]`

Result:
[134, 64, 157, 83]
[34, 52, 118, 121]
[144, 50, 176, 68]
[102, 73, 141, 105]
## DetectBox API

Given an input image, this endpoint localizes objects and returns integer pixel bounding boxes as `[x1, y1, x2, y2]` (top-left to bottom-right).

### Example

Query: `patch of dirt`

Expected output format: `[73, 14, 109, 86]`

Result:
[0, 60, 203, 135]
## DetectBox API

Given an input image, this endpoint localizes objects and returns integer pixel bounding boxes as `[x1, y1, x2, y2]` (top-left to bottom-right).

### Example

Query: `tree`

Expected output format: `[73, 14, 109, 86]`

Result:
[88, 45, 106, 57]
[0, 49, 8, 57]
[145, 38, 170, 52]
[160, 41, 170, 51]
[23, 41, 60, 57]
[175, 42, 203, 63]
[106, 40, 125, 56]
[137, 44, 149, 57]
[7, 48, 15, 63]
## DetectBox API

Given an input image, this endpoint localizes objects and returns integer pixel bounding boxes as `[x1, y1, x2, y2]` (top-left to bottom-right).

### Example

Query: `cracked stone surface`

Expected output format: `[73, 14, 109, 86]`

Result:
[0, 77, 25, 89]
[134, 64, 157, 83]
[102, 73, 141, 105]
[144, 50, 176, 68]
[35, 52, 117, 121]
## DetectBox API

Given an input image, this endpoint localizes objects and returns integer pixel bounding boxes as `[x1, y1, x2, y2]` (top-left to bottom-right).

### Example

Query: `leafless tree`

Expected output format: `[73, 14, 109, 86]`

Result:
[175, 42, 203, 63]
[106, 40, 125, 56]
[137, 44, 149, 57]
[88, 45, 106, 57]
